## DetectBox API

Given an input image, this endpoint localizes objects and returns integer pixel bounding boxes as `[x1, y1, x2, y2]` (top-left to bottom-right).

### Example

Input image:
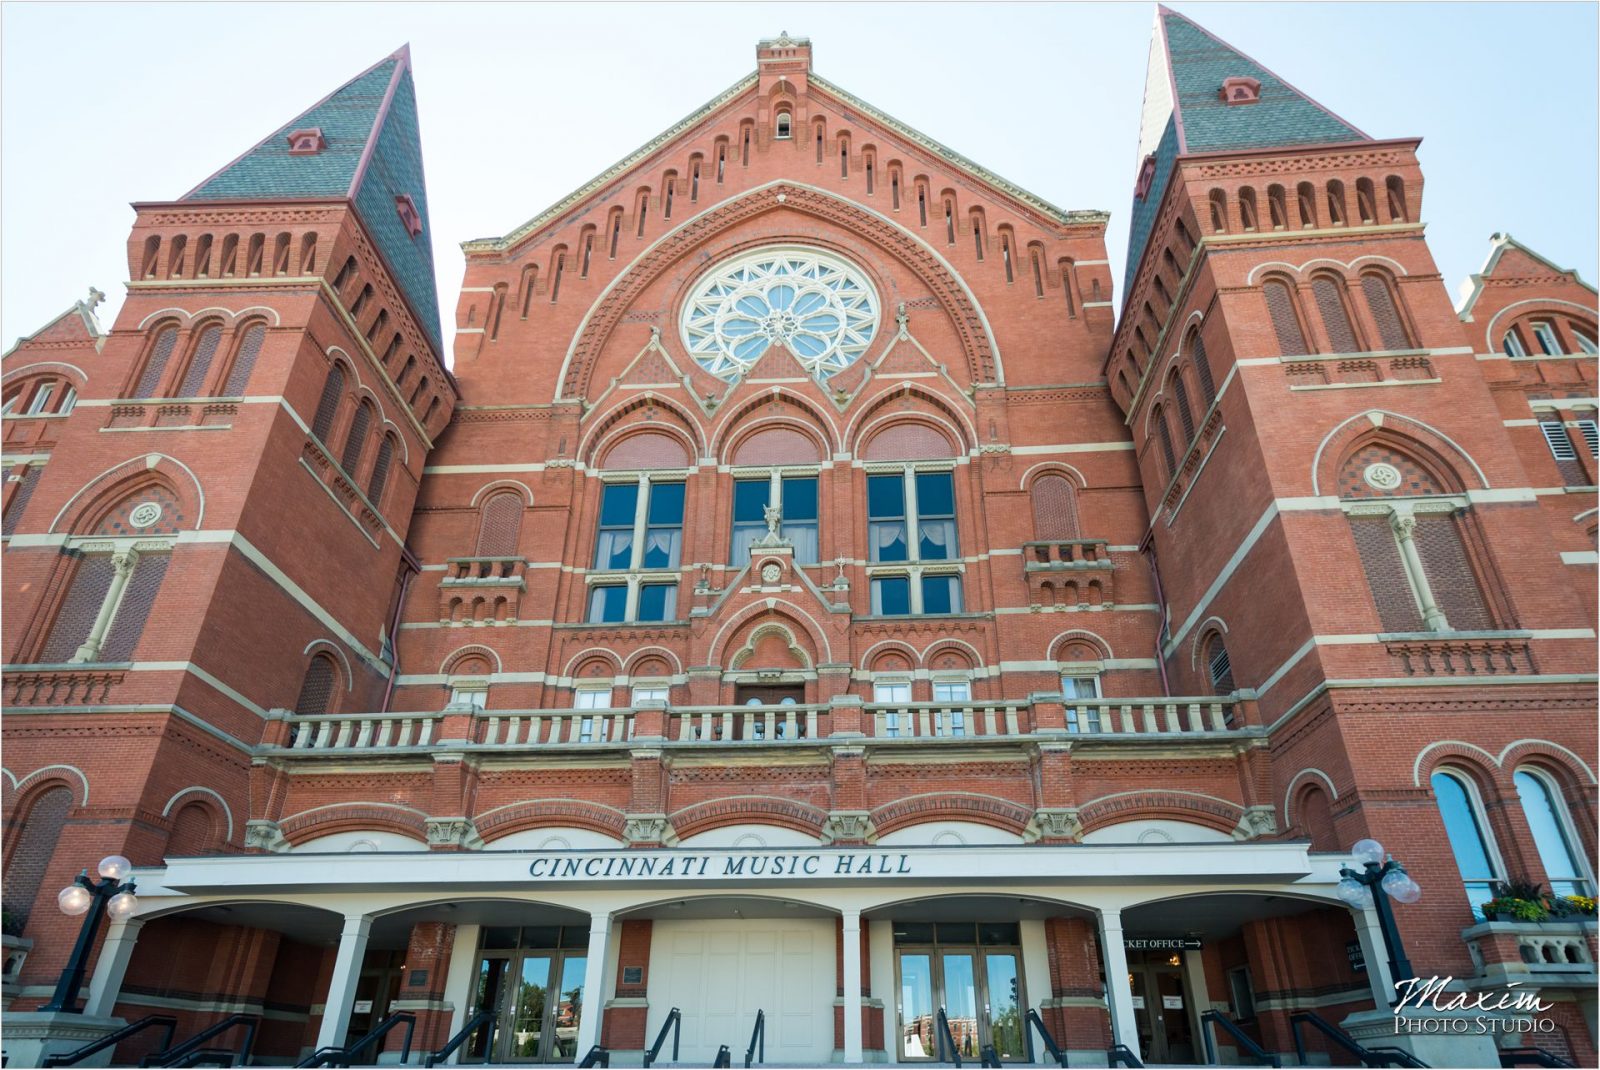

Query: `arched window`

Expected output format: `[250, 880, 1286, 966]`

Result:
[1262, 279, 1310, 356]
[1152, 404, 1177, 479]
[332, 256, 358, 294]
[177, 324, 224, 396]
[222, 323, 266, 396]
[1431, 769, 1499, 915]
[1030, 474, 1080, 541]
[340, 399, 373, 473]
[1385, 176, 1408, 223]
[1169, 371, 1196, 444]
[1515, 769, 1592, 897]
[1208, 189, 1228, 233]
[166, 234, 188, 279]
[1189, 329, 1216, 406]
[1295, 784, 1338, 851]
[133, 325, 179, 398]
[1238, 187, 1259, 231]
[2, 786, 73, 929]
[167, 802, 218, 856]
[350, 285, 373, 321]
[1267, 184, 1288, 229]
[1355, 178, 1378, 223]
[141, 236, 161, 278]
[1360, 273, 1414, 350]
[367, 434, 396, 505]
[1311, 275, 1360, 352]
[475, 491, 525, 557]
[295, 654, 339, 716]
[311, 364, 346, 442]
[1325, 180, 1347, 225]
[1204, 633, 1235, 694]
[1296, 182, 1317, 227]
[775, 111, 792, 140]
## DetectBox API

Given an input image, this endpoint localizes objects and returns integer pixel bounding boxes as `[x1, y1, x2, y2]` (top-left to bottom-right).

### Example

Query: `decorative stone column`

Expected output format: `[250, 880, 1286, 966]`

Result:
[574, 912, 614, 1058]
[841, 909, 864, 1063]
[1097, 907, 1141, 1058]
[316, 915, 373, 1051]
[1390, 511, 1448, 630]
[83, 917, 144, 1017]
[72, 549, 137, 662]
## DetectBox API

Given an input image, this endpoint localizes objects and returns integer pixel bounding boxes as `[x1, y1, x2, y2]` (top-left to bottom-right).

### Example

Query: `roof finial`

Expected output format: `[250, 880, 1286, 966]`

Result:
[85, 287, 105, 311]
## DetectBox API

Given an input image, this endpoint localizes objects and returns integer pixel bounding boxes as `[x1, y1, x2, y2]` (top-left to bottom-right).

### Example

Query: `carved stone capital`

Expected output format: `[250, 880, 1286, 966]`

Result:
[1233, 805, 1278, 840]
[820, 810, 876, 845]
[622, 814, 678, 847]
[1024, 807, 1084, 843]
[425, 817, 484, 850]
[244, 820, 289, 854]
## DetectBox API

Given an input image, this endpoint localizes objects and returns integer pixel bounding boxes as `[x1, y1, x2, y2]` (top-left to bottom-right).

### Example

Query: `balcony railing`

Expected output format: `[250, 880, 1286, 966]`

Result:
[262, 694, 1250, 755]
[1022, 539, 1114, 569]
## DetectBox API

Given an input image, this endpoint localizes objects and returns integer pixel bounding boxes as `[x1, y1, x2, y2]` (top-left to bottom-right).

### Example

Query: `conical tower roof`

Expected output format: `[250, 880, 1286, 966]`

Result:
[181, 47, 443, 352]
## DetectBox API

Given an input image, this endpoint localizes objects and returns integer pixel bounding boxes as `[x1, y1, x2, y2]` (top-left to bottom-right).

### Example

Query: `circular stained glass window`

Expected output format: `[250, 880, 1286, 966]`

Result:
[681, 246, 878, 382]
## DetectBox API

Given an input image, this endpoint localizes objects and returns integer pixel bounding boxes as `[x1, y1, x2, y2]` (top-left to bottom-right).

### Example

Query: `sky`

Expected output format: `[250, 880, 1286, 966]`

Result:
[3, 1, 1596, 359]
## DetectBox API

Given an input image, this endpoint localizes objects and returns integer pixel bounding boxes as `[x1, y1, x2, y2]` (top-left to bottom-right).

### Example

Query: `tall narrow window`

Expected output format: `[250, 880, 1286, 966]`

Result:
[1061, 673, 1102, 733]
[1153, 405, 1177, 479]
[176, 326, 223, 397]
[1208, 189, 1228, 233]
[521, 267, 539, 316]
[1001, 237, 1013, 283]
[488, 289, 505, 341]
[1170, 373, 1195, 444]
[1502, 328, 1527, 358]
[690, 161, 701, 201]
[24, 383, 55, 415]
[1, 787, 73, 930]
[1030, 475, 1079, 540]
[1385, 176, 1408, 223]
[1296, 182, 1316, 227]
[245, 234, 263, 276]
[1238, 187, 1259, 231]
[1514, 770, 1592, 896]
[1540, 419, 1584, 483]
[220, 235, 239, 277]
[295, 654, 338, 716]
[581, 235, 594, 278]
[340, 400, 373, 473]
[333, 256, 357, 293]
[1325, 180, 1346, 225]
[1355, 178, 1378, 223]
[550, 254, 565, 303]
[866, 469, 961, 615]
[367, 434, 395, 505]
[1190, 331, 1216, 405]
[918, 186, 927, 227]
[1311, 276, 1360, 353]
[840, 142, 849, 178]
[133, 326, 179, 398]
[221, 324, 265, 396]
[1205, 634, 1235, 694]
[1431, 770, 1499, 916]
[663, 180, 674, 220]
[1, 466, 43, 537]
[815, 126, 824, 163]
[973, 220, 984, 260]
[589, 478, 683, 622]
[891, 171, 901, 209]
[311, 364, 346, 442]
[741, 126, 750, 166]
[775, 112, 792, 139]
[636, 192, 649, 237]
[1060, 259, 1077, 317]
[1361, 274, 1413, 350]
[167, 235, 188, 279]
[1575, 418, 1599, 459]
[1267, 185, 1288, 229]
[716, 144, 726, 182]
[1031, 249, 1045, 297]
[141, 236, 161, 278]
[865, 155, 874, 194]
[1531, 321, 1561, 355]
[944, 201, 955, 245]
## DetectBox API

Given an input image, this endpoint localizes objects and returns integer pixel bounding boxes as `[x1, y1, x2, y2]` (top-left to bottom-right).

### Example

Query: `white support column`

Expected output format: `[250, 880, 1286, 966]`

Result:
[84, 917, 144, 1017]
[317, 914, 373, 1052]
[574, 912, 613, 1058]
[842, 909, 863, 1064]
[1352, 905, 1396, 1008]
[73, 549, 137, 662]
[1097, 908, 1141, 1059]
[441, 924, 482, 1058]
[1391, 512, 1448, 630]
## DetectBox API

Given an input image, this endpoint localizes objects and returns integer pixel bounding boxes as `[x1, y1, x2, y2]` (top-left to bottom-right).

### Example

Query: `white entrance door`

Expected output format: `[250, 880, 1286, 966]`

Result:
[647, 918, 834, 1064]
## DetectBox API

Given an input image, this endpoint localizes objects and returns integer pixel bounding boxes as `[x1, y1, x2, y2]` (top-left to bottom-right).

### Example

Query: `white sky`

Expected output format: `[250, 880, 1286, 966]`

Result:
[3, 2, 1596, 359]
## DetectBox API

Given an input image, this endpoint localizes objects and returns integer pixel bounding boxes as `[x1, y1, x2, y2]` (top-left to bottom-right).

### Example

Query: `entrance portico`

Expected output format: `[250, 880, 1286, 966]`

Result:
[89, 841, 1389, 1065]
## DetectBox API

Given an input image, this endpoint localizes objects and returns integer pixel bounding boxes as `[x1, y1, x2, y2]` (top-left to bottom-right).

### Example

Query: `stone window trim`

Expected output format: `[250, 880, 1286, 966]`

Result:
[445, 678, 489, 712]
[36, 537, 175, 665]
[863, 563, 966, 616]
[1344, 496, 1492, 634]
[1514, 765, 1597, 898]
[582, 570, 683, 623]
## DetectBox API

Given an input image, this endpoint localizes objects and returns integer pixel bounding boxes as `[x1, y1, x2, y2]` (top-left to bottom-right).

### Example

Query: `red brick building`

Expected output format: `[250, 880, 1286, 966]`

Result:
[3, 12, 1595, 1069]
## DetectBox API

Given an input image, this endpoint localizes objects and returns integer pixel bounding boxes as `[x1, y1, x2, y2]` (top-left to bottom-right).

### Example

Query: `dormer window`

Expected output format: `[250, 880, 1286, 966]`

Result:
[395, 194, 423, 238]
[1219, 77, 1261, 105]
[1133, 153, 1159, 201]
[286, 127, 327, 155]
[775, 111, 792, 139]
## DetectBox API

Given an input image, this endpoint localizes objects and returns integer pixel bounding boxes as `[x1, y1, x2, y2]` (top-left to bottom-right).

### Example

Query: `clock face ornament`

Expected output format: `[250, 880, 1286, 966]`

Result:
[681, 246, 878, 382]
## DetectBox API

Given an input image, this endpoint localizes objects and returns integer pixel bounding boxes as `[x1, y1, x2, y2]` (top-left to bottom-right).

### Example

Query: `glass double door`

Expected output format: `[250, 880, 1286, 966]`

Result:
[897, 948, 1025, 1062]
[470, 950, 587, 1063]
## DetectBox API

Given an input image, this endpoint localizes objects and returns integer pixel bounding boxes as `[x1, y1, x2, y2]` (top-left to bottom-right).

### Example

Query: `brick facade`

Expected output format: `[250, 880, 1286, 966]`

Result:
[2, 17, 1594, 1069]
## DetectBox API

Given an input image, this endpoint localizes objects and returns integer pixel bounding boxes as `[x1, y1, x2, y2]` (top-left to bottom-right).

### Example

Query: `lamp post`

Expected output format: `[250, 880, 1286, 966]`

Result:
[1336, 838, 1422, 1004]
[41, 855, 139, 1014]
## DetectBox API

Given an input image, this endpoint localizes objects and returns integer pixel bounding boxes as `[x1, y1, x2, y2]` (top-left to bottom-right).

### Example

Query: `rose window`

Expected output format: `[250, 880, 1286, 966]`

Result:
[681, 247, 878, 382]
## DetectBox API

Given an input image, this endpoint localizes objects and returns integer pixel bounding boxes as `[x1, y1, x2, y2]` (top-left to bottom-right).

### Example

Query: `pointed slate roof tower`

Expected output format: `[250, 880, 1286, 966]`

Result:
[1124, 6, 1370, 293]
[183, 46, 443, 352]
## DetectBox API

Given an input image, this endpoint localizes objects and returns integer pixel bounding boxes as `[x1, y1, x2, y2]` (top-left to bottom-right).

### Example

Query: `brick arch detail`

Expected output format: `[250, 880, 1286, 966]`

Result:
[922, 638, 983, 670]
[846, 383, 977, 456]
[559, 183, 1000, 399]
[476, 799, 628, 842]
[279, 804, 429, 846]
[669, 796, 828, 839]
[1497, 740, 1598, 788]
[708, 600, 833, 668]
[1076, 791, 1243, 836]
[1312, 413, 1488, 497]
[442, 644, 503, 676]
[713, 390, 839, 461]
[579, 392, 706, 469]
[12, 764, 90, 807]
[50, 456, 204, 535]
[1048, 630, 1112, 663]
[869, 793, 1033, 837]
[1411, 740, 1500, 788]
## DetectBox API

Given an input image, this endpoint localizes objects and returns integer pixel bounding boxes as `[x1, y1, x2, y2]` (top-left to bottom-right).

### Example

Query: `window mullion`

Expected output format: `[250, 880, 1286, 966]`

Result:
[630, 476, 650, 571]
[904, 468, 920, 563]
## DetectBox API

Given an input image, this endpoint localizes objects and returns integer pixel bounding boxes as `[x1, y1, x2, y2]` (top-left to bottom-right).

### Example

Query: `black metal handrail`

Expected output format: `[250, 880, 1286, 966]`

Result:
[1023, 1007, 1068, 1067]
[44, 1015, 178, 1067]
[712, 1045, 732, 1068]
[163, 1051, 237, 1068]
[578, 1045, 611, 1068]
[980, 1043, 1003, 1068]
[424, 1008, 497, 1067]
[140, 1015, 258, 1068]
[1500, 1048, 1577, 1069]
[935, 1007, 963, 1068]
[1200, 1010, 1282, 1067]
[1107, 1042, 1145, 1068]
[1290, 1011, 1429, 1068]
[643, 1007, 681, 1069]
[342, 1011, 416, 1067]
[743, 1008, 765, 1067]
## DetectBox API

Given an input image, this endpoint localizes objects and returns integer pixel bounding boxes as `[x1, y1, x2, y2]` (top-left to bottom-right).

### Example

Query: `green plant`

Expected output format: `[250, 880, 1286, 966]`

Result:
[1494, 877, 1548, 902]
[0, 909, 21, 937]
[1553, 894, 1596, 917]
